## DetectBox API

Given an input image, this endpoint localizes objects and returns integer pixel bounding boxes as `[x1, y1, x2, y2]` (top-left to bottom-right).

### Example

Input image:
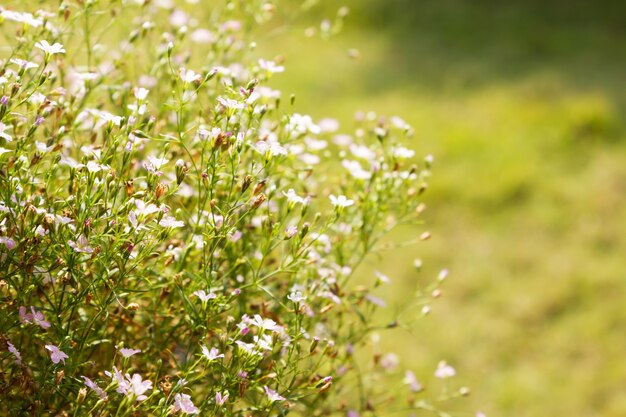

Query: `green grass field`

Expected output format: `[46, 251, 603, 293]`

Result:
[262, 1, 626, 415]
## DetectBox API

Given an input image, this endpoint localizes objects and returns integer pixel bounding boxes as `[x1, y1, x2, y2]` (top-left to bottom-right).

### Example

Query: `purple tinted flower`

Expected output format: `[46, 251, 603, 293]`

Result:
[82, 376, 108, 400]
[117, 345, 141, 358]
[434, 360, 456, 379]
[45, 344, 68, 364]
[201, 346, 224, 361]
[172, 393, 199, 414]
[7, 341, 21, 365]
[263, 386, 285, 402]
[215, 390, 229, 405]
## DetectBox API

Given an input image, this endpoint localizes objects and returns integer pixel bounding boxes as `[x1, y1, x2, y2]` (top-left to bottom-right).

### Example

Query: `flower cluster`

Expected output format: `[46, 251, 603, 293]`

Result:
[0, 1, 473, 416]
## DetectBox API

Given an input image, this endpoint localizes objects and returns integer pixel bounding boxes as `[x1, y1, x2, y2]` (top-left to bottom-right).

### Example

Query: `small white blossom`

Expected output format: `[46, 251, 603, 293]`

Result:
[329, 194, 354, 208]
[0, 123, 13, 142]
[201, 346, 224, 361]
[35, 40, 66, 55]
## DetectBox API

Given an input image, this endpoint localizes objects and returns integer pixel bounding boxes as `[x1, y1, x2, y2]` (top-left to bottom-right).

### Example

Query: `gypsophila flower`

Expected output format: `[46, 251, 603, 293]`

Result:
[194, 290, 217, 302]
[159, 216, 185, 228]
[264, 386, 286, 402]
[201, 346, 224, 361]
[179, 68, 201, 83]
[19, 306, 51, 329]
[45, 344, 68, 364]
[35, 40, 65, 55]
[282, 188, 308, 205]
[285, 225, 298, 238]
[435, 360, 456, 379]
[117, 345, 142, 358]
[258, 59, 284, 74]
[68, 235, 94, 253]
[215, 391, 229, 405]
[108, 369, 153, 402]
[7, 341, 21, 365]
[329, 194, 354, 208]
[171, 393, 199, 414]
[403, 370, 423, 392]
[287, 290, 306, 303]
[0, 123, 13, 142]
[82, 376, 108, 400]
[10, 58, 38, 70]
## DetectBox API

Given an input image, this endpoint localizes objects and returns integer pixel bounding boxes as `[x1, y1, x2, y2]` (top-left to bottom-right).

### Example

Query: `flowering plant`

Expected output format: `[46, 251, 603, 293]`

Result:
[0, 1, 473, 416]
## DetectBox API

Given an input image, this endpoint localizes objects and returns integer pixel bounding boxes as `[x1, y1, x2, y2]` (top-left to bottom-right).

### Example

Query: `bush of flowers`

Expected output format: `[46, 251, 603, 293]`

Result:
[0, 1, 473, 416]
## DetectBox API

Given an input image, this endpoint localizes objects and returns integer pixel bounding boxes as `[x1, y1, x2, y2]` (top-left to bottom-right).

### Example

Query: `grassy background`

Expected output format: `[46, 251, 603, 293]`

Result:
[260, 0, 626, 415]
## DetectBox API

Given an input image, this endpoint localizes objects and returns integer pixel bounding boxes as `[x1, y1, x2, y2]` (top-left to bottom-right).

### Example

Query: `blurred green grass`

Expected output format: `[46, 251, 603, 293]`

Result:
[261, 1, 626, 415]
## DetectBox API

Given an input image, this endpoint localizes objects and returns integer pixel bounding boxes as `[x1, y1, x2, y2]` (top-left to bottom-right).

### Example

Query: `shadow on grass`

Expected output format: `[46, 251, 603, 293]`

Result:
[347, 0, 626, 116]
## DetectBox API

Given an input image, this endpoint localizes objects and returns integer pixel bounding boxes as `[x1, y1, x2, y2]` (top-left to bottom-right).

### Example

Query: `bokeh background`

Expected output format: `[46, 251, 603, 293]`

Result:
[261, 1, 626, 416]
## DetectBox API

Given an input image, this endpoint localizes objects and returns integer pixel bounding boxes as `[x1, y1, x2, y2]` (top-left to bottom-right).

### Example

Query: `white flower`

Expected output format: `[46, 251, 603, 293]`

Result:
[10, 58, 38, 70]
[255, 141, 287, 157]
[217, 96, 245, 110]
[159, 216, 185, 228]
[434, 360, 456, 379]
[403, 370, 422, 392]
[179, 68, 201, 83]
[35, 40, 66, 55]
[263, 386, 285, 402]
[1, 10, 43, 27]
[287, 290, 306, 303]
[247, 314, 278, 331]
[342, 160, 371, 180]
[108, 369, 152, 402]
[0, 123, 13, 142]
[329, 194, 354, 208]
[171, 393, 199, 414]
[193, 290, 216, 302]
[45, 344, 69, 364]
[374, 271, 391, 284]
[201, 346, 224, 361]
[258, 59, 284, 74]
[392, 146, 415, 159]
[134, 87, 150, 100]
[349, 143, 376, 160]
[190, 28, 215, 44]
[287, 113, 321, 136]
[282, 189, 307, 205]
[68, 235, 94, 253]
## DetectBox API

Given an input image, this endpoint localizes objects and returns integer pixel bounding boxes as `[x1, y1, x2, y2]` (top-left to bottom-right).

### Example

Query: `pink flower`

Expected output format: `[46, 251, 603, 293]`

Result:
[82, 376, 108, 400]
[7, 341, 21, 365]
[285, 225, 298, 238]
[263, 386, 285, 402]
[68, 234, 93, 253]
[117, 345, 141, 358]
[215, 390, 229, 405]
[0, 236, 16, 249]
[106, 367, 152, 402]
[30, 307, 51, 329]
[45, 344, 68, 364]
[403, 370, 422, 392]
[172, 393, 199, 414]
[19, 306, 50, 329]
[434, 360, 456, 379]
